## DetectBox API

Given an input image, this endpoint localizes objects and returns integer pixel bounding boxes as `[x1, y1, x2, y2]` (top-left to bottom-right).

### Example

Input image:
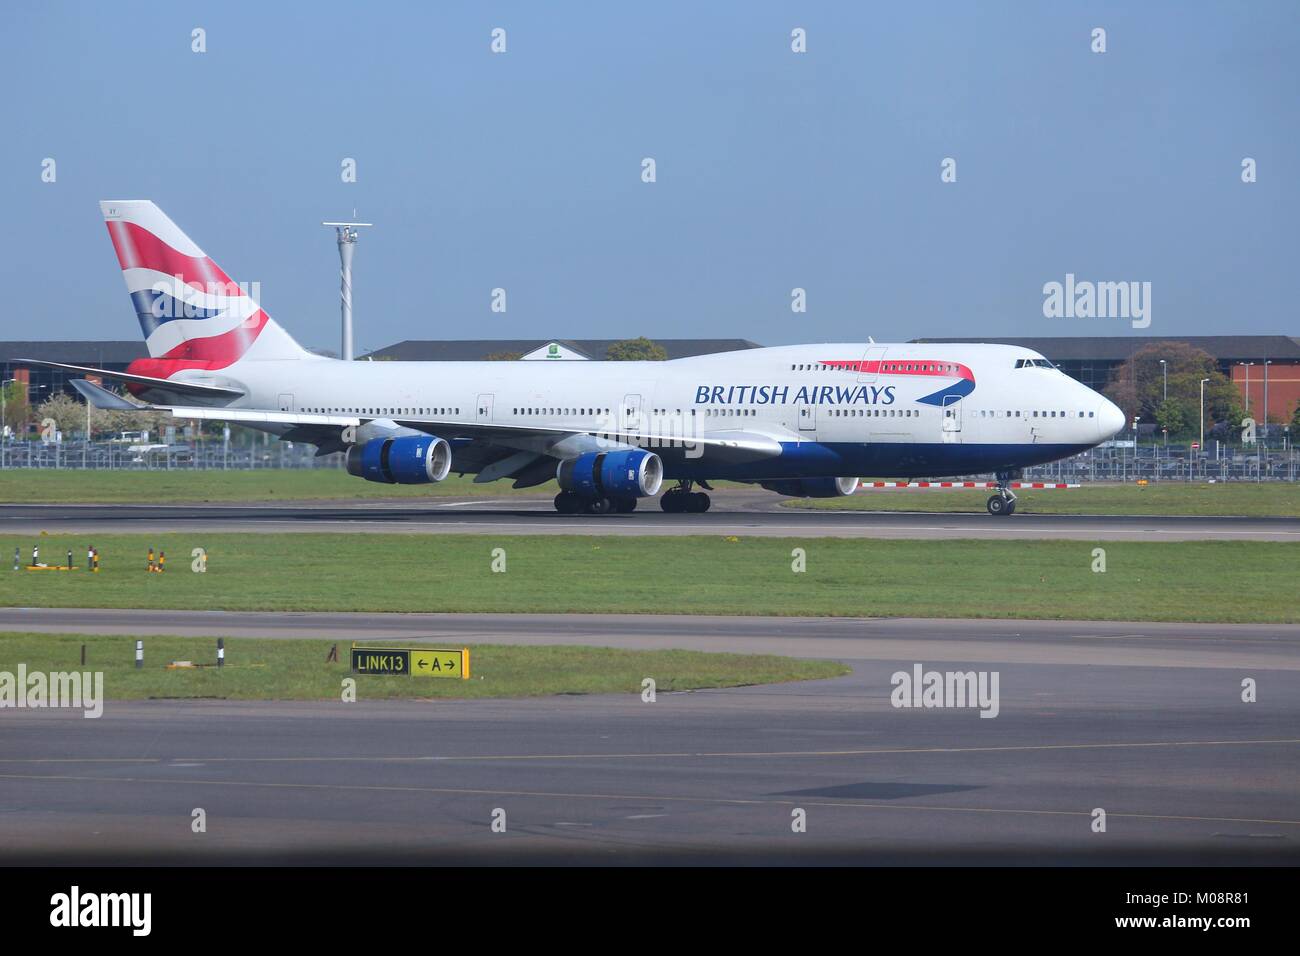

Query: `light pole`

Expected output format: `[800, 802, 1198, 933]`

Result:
[1133, 416, 1141, 480]
[1159, 359, 1167, 403]
[1199, 377, 1210, 461]
[1239, 361, 1254, 415]
[1262, 359, 1272, 454]
[30, 384, 47, 469]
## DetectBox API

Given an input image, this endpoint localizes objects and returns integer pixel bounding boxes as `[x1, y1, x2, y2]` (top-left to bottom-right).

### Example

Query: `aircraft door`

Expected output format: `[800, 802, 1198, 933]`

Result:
[278, 393, 294, 412]
[798, 404, 817, 432]
[622, 394, 643, 433]
[941, 395, 962, 442]
[476, 393, 494, 423]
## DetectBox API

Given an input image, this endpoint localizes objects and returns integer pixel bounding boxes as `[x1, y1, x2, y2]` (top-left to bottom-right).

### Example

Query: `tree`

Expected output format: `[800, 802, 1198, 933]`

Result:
[34, 393, 94, 439]
[483, 350, 523, 361]
[606, 337, 668, 361]
[32, 389, 180, 441]
[1103, 342, 1240, 433]
[1, 381, 29, 433]
[1154, 397, 1191, 437]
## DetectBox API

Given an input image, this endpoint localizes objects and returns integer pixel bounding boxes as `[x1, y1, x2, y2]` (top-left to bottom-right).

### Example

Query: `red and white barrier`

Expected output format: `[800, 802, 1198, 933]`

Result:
[859, 481, 1079, 490]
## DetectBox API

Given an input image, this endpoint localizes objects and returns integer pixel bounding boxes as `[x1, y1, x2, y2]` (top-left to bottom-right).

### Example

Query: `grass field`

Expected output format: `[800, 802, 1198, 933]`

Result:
[0, 469, 552, 503]
[788, 481, 1300, 517]
[3, 532, 1296, 623]
[0, 632, 847, 700]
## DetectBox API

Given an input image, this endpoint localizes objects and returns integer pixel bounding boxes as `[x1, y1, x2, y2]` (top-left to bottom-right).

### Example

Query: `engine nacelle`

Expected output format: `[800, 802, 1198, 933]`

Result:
[346, 435, 452, 484]
[760, 476, 859, 498]
[556, 450, 664, 498]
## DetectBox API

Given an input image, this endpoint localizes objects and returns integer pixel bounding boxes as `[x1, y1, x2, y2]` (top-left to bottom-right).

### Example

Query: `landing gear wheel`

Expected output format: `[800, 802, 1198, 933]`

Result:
[554, 492, 582, 514]
[661, 482, 707, 514]
[584, 496, 613, 515]
[987, 472, 1019, 516]
[613, 496, 637, 513]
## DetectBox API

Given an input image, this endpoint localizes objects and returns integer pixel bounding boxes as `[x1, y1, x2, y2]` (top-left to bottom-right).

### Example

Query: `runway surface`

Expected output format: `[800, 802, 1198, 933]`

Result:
[3, 610, 1297, 863]
[4, 492, 1299, 540]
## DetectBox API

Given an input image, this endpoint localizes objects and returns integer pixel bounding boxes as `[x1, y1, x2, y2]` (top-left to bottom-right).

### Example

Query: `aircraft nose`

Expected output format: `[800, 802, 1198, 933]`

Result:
[1098, 399, 1125, 439]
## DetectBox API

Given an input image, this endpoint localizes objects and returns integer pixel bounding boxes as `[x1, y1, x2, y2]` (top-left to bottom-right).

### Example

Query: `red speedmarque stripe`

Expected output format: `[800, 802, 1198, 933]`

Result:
[124, 310, 269, 389]
[822, 359, 974, 381]
[106, 220, 241, 294]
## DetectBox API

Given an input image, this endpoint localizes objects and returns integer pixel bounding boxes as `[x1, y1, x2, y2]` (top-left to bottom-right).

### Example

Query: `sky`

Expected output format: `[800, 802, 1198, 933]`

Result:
[2, 1, 1297, 353]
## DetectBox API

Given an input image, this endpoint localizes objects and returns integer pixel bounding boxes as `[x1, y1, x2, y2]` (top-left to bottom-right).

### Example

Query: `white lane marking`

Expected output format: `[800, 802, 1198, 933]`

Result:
[434, 500, 511, 508]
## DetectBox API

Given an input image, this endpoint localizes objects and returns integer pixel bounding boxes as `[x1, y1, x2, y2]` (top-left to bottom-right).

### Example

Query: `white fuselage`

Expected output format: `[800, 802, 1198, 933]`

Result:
[185, 341, 1123, 480]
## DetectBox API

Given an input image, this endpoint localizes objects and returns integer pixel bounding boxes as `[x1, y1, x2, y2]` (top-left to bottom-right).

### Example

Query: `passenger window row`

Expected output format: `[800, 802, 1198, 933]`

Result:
[511, 408, 610, 416]
[789, 362, 960, 373]
[968, 410, 1097, 418]
[302, 407, 457, 416]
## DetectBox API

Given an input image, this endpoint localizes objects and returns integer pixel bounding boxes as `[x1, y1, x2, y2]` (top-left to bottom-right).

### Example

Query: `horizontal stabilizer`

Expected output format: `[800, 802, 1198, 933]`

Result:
[69, 378, 145, 411]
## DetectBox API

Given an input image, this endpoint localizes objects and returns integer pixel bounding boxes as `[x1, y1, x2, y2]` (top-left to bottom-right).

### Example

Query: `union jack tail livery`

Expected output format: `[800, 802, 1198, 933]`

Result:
[101, 200, 308, 379]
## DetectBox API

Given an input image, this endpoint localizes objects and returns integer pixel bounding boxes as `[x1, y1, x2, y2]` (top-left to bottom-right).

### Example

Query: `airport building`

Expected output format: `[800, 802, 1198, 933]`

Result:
[0, 341, 143, 409]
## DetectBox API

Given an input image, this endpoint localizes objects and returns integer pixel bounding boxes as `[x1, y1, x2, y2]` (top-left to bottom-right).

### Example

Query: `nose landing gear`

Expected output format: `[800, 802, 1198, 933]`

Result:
[986, 492, 1015, 516]
[986, 470, 1019, 516]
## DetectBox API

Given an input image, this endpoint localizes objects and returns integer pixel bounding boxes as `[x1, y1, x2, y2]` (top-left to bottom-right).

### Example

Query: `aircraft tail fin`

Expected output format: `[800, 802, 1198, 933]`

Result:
[99, 200, 312, 379]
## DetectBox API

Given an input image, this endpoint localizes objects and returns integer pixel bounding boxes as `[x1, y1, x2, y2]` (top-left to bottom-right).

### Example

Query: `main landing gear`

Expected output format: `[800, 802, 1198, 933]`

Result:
[986, 471, 1019, 517]
[554, 491, 637, 515]
[660, 481, 710, 514]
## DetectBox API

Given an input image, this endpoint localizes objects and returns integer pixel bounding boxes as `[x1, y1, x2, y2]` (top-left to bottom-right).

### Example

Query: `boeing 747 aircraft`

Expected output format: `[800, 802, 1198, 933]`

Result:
[30, 201, 1125, 516]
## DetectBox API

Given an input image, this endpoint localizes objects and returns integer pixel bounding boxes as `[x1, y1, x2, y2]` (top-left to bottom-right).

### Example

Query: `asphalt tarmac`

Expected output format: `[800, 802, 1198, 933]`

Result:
[2, 610, 1296, 864]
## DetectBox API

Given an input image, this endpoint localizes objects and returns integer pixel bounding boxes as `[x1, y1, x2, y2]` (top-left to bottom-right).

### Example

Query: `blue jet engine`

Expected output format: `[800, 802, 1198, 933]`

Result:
[346, 435, 452, 484]
[556, 450, 664, 498]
